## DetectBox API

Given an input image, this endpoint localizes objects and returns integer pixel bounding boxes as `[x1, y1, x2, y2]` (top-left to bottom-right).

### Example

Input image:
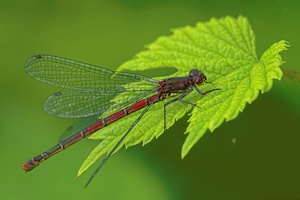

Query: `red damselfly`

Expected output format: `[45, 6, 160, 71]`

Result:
[22, 55, 220, 187]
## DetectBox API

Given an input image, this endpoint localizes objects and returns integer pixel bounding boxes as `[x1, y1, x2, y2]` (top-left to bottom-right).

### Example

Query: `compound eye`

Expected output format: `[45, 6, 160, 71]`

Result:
[195, 74, 206, 85]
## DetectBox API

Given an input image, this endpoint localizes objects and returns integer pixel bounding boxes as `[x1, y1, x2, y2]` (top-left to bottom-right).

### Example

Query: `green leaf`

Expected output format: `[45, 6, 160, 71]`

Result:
[77, 16, 289, 176]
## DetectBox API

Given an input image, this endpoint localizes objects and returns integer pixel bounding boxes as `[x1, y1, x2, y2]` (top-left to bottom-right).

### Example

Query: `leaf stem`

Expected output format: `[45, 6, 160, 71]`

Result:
[282, 69, 300, 82]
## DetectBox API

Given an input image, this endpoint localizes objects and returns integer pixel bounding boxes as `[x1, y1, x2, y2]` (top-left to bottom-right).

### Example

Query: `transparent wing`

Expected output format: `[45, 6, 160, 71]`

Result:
[44, 91, 119, 118]
[44, 87, 158, 118]
[25, 54, 159, 118]
[25, 54, 157, 92]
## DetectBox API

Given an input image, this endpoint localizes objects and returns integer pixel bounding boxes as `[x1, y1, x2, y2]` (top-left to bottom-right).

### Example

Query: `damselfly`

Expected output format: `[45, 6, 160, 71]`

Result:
[22, 55, 220, 187]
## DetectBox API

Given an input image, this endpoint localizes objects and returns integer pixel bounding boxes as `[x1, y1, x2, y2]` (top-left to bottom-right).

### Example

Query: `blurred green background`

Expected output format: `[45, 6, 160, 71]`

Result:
[1, 0, 300, 199]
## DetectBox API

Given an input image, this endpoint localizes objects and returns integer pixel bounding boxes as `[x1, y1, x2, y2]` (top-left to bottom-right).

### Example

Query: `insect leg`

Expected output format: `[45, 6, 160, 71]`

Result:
[163, 88, 193, 132]
[194, 85, 221, 95]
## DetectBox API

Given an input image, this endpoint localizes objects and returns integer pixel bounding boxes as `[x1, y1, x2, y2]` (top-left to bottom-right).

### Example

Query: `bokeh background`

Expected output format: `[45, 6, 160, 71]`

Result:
[1, 0, 299, 199]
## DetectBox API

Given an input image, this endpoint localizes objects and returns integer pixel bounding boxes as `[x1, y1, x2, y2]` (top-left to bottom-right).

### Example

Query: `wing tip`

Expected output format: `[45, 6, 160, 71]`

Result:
[24, 54, 45, 70]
